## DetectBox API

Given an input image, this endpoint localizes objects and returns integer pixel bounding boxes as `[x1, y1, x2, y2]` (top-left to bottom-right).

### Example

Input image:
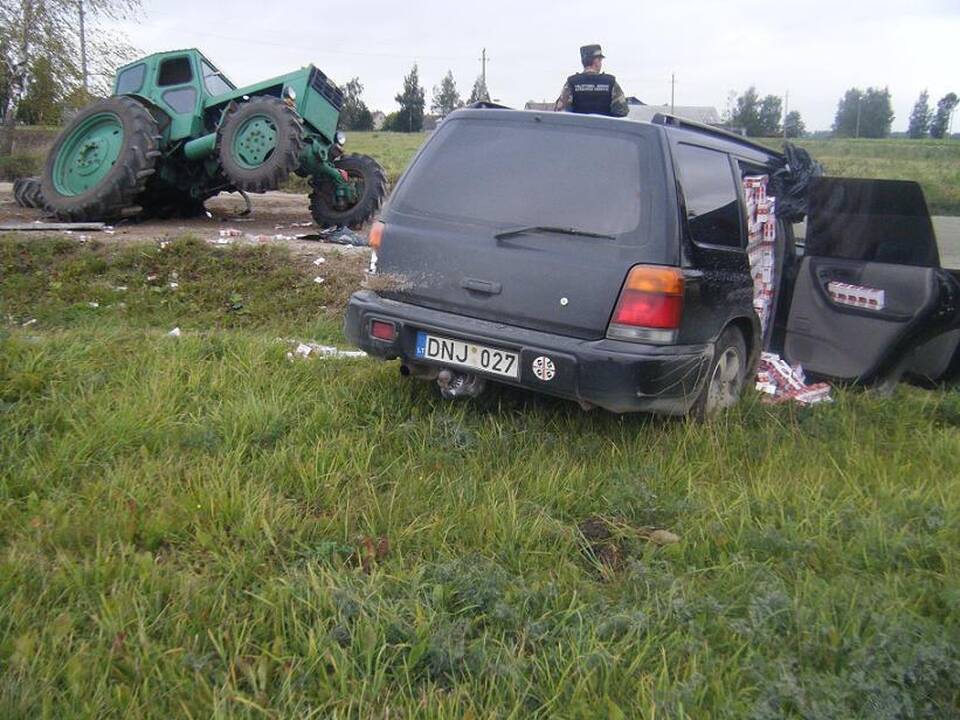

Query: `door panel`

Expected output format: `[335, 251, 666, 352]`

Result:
[784, 256, 940, 381]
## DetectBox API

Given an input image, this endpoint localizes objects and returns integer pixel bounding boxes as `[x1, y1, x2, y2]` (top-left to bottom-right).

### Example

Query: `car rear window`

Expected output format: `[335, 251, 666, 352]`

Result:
[392, 119, 647, 237]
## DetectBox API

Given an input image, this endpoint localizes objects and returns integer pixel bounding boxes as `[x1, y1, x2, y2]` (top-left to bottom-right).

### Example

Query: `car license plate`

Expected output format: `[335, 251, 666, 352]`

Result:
[415, 332, 519, 379]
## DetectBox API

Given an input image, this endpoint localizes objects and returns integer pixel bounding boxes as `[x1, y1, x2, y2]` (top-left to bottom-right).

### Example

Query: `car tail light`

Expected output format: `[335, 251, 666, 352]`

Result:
[370, 319, 396, 341]
[369, 220, 385, 250]
[607, 265, 684, 344]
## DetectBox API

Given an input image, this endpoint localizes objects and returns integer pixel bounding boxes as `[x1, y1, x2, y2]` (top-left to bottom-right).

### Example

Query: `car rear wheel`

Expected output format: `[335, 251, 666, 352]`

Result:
[693, 327, 747, 419]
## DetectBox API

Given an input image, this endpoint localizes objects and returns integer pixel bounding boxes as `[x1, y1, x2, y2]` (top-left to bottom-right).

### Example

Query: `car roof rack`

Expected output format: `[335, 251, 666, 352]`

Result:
[465, 101, 513, 110]
[650, 112, 784, 159]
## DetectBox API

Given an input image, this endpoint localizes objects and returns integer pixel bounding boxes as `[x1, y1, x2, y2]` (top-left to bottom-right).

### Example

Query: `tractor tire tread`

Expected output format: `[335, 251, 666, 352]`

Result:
[216, 96, 304, 193]
[40, 96, 160, 221]
[309, 153, 388, 229]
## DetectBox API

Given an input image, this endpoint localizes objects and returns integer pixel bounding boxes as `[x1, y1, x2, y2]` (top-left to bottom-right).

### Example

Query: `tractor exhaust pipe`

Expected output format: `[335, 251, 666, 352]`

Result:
[436, 369, 486, 399]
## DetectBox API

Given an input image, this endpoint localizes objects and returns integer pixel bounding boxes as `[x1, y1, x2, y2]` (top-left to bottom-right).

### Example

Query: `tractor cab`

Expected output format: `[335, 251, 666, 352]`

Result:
[113, 50, 235, 140]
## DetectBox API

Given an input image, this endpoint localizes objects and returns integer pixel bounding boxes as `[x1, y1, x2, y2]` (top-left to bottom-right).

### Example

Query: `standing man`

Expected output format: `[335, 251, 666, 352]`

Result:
[555, 44, 629, 117]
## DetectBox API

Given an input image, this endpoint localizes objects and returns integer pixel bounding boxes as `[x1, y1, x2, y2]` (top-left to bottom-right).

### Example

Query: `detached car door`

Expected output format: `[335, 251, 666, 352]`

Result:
[783, 178, 960, 384]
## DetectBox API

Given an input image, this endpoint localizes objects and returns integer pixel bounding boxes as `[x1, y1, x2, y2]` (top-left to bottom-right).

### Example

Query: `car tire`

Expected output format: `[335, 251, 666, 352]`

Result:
[309, 153, 387, 229]
[217, 97, 304, 193]
[41, 96, 161, 221]
[692, 326, 748, 420]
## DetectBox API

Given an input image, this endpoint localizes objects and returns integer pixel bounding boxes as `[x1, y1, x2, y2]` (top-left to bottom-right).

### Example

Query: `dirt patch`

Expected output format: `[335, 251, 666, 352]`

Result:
[579, 515, 680, 573]
[0, 184, 372, 264]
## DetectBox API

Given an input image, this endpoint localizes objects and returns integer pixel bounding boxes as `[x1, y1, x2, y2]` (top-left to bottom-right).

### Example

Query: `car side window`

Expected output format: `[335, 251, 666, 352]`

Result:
[675, 144, 742, 248]
[158, 57, 193, 87]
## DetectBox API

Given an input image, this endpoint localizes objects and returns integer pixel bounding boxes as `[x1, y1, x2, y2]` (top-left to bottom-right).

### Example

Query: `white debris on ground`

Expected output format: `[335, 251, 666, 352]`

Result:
[168, 327, 181, 337]
[313, 276, 325, 284]
[21, 318, 37, 327]
[285, 341, 367, 361]
[87, 301, 99, 308]
[744, 174, 831, 406]
[313, 256, 326, 266]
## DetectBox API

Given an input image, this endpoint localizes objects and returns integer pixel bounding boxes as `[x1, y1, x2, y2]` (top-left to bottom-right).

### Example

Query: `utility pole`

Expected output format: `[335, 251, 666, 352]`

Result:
[79, 0, 89, 93]
[783, 90, 789, 140]
[670, 73, 676, 114]
[480, 48, 488, 86]
[855, 94, 862, 138]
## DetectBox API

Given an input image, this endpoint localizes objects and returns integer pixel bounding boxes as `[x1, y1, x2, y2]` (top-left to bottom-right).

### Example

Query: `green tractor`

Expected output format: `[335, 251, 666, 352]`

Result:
[36, 49, 386, 227]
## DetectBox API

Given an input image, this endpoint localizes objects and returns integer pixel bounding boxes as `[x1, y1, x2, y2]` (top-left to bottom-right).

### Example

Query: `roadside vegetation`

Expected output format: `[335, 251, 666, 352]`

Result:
[2, 237, 959, 717]
[5, 127, 960, 215]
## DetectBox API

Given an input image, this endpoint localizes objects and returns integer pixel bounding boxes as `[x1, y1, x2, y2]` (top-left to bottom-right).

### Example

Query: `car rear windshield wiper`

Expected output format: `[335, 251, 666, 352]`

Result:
[494, 225, 616, 241]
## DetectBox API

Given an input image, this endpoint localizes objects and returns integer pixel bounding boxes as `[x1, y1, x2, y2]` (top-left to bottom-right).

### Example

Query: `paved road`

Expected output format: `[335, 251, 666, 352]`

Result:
[793, 217, 960, 268]
[934, 217, 960, 268]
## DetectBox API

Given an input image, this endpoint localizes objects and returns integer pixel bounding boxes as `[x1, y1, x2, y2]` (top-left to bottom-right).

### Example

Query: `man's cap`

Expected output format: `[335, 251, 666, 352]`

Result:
[580, 44, 605, 64]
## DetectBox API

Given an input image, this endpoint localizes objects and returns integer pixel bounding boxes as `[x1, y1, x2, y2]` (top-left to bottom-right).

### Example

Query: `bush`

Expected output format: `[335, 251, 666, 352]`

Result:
[0, 154, 43, 180]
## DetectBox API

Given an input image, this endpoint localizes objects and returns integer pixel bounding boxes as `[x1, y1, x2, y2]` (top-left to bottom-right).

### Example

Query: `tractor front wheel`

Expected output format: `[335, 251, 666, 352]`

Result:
[40, 96, 161, 221]
[309, 154, 387, 229]
[217, 97, 304, 193]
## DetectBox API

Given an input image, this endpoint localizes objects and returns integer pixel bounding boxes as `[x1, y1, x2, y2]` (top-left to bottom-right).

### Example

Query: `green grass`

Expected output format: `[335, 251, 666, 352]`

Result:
[282, 132, 429, 193]
[2, 237, 960, 718]
[757, 138, 960, 215]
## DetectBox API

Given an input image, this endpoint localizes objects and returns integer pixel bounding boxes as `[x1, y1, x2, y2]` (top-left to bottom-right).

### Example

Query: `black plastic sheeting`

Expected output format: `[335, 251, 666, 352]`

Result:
[768, 142, 823, 223]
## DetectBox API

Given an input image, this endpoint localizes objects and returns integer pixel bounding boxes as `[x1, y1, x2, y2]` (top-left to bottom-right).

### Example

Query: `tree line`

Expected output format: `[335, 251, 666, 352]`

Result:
[723, 86, 957, 140]
[339, 65, 490, 132]
[1, 0, 138, 146]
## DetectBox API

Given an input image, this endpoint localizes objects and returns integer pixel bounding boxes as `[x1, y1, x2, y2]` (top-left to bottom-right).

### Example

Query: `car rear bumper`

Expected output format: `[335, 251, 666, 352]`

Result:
[344, 291, 714, 414]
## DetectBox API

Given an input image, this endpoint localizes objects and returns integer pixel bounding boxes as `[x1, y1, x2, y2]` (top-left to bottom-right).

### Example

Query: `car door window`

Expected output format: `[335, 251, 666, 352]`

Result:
[675, 144, 742, 248]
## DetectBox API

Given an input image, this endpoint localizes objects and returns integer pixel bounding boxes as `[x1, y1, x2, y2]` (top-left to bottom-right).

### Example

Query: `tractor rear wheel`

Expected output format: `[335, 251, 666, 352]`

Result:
[217, 97, 304, 193]
[13, 177, 44, 209]
[40, 96, 161, 221]
[309, 154, 387, 229]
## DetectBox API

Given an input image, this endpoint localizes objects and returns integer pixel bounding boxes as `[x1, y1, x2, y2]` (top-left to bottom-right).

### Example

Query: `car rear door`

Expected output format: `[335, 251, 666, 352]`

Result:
[783, 178, 960, 383]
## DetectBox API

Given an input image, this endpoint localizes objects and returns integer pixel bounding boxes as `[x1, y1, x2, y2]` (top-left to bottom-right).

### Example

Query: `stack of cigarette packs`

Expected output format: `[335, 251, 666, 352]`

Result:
[744, 175, 832, 406]
[743, 175, 777, 335]
[755, 353, 831, 405]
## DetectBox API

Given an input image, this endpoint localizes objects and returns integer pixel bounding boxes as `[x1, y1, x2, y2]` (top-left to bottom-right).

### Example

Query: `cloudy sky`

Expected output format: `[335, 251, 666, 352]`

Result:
[111, 0, 959, 132]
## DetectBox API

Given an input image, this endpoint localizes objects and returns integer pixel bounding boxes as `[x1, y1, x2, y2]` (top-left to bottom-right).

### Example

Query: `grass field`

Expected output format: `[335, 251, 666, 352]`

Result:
[757, 138, 960, 216]
[2, 236, 959, 718]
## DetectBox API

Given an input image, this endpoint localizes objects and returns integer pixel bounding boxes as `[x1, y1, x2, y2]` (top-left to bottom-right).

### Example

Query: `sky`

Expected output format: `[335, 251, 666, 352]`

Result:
[110, 0, 960, 132]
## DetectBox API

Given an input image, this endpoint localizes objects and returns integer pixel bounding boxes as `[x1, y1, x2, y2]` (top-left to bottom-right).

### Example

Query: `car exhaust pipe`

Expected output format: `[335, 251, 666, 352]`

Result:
[400, 363, 440, 380]
[436, 368, 486, 399]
